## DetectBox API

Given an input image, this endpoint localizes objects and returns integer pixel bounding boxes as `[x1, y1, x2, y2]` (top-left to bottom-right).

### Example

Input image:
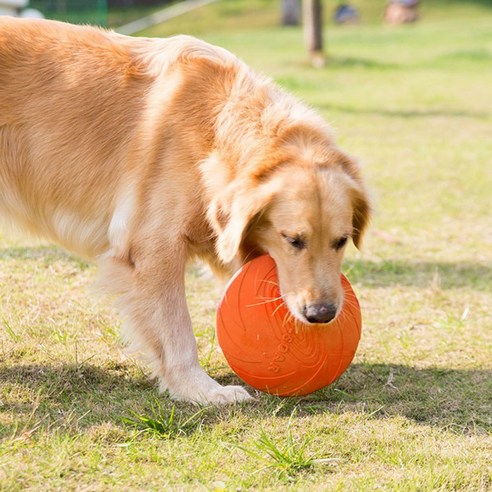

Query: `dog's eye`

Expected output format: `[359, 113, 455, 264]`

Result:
[282, 233, 306, 250]
[333, 236, 349, 251]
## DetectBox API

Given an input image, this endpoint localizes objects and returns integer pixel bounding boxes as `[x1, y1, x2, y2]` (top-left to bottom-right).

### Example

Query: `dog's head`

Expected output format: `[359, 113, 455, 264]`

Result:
[205, 141, 371, 325]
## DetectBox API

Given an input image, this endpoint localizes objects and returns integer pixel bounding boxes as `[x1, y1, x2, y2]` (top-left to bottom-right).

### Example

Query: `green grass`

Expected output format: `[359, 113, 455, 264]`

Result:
[1, 0, 492, 489]
[238, 426, 320, 479]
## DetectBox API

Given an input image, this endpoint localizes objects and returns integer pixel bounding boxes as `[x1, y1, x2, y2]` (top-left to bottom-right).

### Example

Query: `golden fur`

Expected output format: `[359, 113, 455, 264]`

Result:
[0, 18, 370, 404]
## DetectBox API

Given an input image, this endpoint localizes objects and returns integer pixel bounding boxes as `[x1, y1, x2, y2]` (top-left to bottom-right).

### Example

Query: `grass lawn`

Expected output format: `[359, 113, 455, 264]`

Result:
[1, 0, 491, 489]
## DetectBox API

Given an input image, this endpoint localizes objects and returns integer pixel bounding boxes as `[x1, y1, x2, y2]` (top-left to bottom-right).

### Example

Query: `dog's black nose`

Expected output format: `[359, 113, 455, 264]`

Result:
[303, 302, 338, 324]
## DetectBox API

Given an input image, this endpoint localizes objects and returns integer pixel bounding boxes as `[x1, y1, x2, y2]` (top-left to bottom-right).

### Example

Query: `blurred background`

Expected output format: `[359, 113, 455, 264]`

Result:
[4, 0, 491, 32]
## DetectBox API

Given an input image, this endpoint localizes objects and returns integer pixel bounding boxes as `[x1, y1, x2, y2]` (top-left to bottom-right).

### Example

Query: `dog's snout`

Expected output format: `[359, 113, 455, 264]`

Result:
[303, 302, 338, 324]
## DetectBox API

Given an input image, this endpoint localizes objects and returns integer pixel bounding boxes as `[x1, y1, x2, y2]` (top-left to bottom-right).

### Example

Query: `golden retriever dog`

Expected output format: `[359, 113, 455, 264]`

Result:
[0, 18, 370, 404]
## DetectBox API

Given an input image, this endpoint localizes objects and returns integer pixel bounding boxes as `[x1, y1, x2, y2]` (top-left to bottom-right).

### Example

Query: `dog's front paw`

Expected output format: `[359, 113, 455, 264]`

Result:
[161, 368, 254, 405]
[198, 384, 253, 405]
[172, 383, 254, 406]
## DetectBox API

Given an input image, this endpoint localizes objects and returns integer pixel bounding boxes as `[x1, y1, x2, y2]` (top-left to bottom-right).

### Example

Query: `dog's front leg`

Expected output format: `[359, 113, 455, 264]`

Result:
[149, 273, 252, 405]
[100, 251, 251, 405]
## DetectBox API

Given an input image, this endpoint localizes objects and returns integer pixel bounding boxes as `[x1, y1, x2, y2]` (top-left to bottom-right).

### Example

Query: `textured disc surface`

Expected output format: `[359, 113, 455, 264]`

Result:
[216, 255, 362, 396]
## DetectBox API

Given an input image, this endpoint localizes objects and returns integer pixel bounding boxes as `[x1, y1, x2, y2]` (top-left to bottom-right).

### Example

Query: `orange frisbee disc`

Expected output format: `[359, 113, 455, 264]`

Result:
[216, 255, 362, 396]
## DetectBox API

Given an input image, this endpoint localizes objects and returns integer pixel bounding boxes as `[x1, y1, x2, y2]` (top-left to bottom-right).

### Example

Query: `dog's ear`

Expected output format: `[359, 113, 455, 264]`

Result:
[334, 153, 371, 249]
[351, 184, 371, 249]
[207, 180, 277, 264]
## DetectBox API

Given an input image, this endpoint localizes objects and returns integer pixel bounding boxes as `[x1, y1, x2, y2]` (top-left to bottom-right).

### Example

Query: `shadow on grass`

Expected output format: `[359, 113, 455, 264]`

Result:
[315, 363, 492, 433]
[317, 101, 491, 120]
[217, 363, 492, 434]
[344, 258, 492, 291]
[1, 361, 490, 437]
[326, 45, 492, 74]
[327, 56, 400, 71]
[0, 363, 154, 435]
[440, 0, 492, 8]
[3, 245, 491, 291]
[0, 245, 91, 270]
